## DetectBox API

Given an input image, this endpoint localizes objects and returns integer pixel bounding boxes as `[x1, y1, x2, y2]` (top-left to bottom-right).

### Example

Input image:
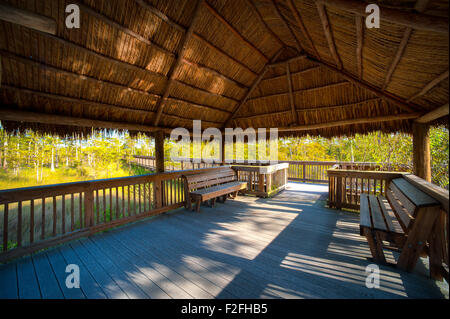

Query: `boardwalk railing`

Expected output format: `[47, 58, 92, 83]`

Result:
[131, 156, 411, 184]
[0, 166, 225, 263]
[327, 169, 407, 210]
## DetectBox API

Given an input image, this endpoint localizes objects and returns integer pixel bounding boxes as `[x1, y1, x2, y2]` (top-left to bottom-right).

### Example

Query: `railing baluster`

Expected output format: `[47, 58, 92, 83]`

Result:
[30, 200, 34, 244]
[3, 203, 8, 251]
[41, 197, 45, 240]
[17, 201, 22, 247]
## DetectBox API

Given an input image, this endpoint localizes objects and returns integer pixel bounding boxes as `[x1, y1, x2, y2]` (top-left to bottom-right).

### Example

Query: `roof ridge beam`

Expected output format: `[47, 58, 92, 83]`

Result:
[286, 62, 299, 124]
[414, 103, 449, 123]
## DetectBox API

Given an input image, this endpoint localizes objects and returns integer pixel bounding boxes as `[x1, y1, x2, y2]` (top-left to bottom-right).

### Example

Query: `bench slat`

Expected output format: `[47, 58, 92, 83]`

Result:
[378, 196, 404, 235]
[386, 188, 412, 232]
[368, 194, 387, 232]
[389, 182, 417, 216]
[188, 176, 236, 190]
[360, 194, 371, 231]
[392, 178, 439, 208]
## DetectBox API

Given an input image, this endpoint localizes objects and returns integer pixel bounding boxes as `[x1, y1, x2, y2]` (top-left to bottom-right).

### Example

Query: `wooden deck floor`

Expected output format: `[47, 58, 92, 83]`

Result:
[0, 182, 448, 299]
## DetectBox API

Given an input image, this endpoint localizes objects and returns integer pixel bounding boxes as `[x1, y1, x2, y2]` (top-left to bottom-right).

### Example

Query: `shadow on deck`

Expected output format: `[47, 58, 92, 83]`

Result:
[0, 182, 448, 299]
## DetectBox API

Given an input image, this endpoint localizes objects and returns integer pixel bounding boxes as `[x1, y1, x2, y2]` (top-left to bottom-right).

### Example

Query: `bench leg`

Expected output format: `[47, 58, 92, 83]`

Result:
[397, 206, 440, 272]
[195, 199, 201, 213]
[185, 195, 192, 211]
[363, 228, 387, 264]
[211, 198, 216, 207]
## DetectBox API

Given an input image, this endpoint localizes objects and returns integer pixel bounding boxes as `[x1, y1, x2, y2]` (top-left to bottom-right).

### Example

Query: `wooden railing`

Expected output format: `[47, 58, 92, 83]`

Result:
[0, 166, 225, 263]
[327, 169, 407, 210]
[131, 156, 411, 184]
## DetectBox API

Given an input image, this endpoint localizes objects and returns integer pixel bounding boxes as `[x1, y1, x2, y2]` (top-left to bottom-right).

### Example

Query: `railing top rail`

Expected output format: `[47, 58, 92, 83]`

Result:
[327, 169, 408, 178]
[0, 166, 231, 204]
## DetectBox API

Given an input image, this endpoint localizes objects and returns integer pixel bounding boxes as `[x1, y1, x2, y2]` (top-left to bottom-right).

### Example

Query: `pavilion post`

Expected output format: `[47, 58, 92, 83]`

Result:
[155, 130, 165, 173]
[412, 122, 431, 182]
[221, 133, 226, 165]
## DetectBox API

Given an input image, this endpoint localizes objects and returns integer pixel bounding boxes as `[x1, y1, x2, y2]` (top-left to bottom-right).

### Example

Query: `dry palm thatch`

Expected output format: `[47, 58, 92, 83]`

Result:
[0, 0, 448, 138]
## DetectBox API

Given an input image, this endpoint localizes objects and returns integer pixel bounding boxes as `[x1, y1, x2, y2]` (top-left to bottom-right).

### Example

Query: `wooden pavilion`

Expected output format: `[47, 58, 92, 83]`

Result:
[0, 0, 448, 299]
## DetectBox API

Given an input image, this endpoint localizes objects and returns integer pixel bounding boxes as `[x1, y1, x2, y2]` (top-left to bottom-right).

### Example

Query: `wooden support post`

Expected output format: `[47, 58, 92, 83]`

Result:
[412, 122, 431, 182]
[83, 187, 94, 227]
[258, 174, 265, 192]
[221, 134, 226, 165]
[155, 130, 165, 173]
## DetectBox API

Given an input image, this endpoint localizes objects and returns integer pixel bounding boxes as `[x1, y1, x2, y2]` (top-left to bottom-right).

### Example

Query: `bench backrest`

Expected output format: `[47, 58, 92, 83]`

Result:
[184, 167, 237, 191]
[386, 178, 439, 232]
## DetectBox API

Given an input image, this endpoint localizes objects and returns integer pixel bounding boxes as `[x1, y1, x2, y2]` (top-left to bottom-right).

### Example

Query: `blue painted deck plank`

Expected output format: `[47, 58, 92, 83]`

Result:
[90, 236, 172, 299]
[16, 256, 41, 299]
[78, 238, 148, 299]
[124, 220, 273, 298]
[32, 252, 64, 299]
[45, 249, 86, 299]
[93, 234, 191, 299]
[112, 222, 262, 298]
[105, 231, 214, 299]
[58, 245, 107, 299]
[69, 240, 128, 299]
[0, 262, 18, 298]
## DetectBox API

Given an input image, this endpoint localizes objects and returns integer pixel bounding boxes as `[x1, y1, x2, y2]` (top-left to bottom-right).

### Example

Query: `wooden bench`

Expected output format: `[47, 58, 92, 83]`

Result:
[360, 177, 443, 279]
[183, 167, 247, 212]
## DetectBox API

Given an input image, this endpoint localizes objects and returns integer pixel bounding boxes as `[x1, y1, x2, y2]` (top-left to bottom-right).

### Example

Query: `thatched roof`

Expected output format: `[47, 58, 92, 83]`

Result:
[0, 0, 448, 138]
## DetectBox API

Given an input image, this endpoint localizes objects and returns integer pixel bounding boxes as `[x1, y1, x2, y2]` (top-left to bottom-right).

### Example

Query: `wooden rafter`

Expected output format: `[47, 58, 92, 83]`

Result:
[307, 56, 419, 112]
[174, 80, 239, 103]
[0, 50, 232, 116]
[277, 113, 422, 132]
[382, 0, 429, 91]
[317, 0, 448, 34]
[415, 103, 449, 123]
[267, 55, 307, 68]
[407, 70, 449, 102]
[203, 1, 269, 61]
[355, 15, 363, 79]
[153, 0, 204, 126]
[286, 62, 298, 125]
[246, 81, 349, 103]
[270, 0, 303, 53]
[76, 2, 174, 59]
[0, 3, 56, 35]
[233, 97, 382, 120]
[286, 0, 320, 59]
[246, 0, 285, 48]
[223, 48, 285, 127]
[263, 65, 321, 82]
[135, 0, 258, 79]
[316, 2, 343, 70]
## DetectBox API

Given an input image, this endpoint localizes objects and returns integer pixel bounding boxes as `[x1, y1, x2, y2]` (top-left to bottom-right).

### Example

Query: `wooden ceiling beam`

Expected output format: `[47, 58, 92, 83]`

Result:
[316, 2, 343, 70]
[0, 3, 56, 35]
[382, 0, 430, 91]
[246, 0, 285, 47]
[135, 0, 186, 33]
[407, 70, 449, 102]
[153, 0, 204, 126]
[203, 1, 269, 61]
[234, 97, 382, 120]
[414, 103, 449, 123]
[277, 112, 422, 132]
[246, 81, 349, 103]
[262, 65, 321, 82]
[286, 62, 298, 125]
[355, 15, 363, 79]
[286, 0, 320, 59]
[270, 0, 303, 53]
[267, 55, 307, 68]
[317, 0, 448, 33]
[0, 109, 167, 134]
[223, 48, 285, 127]
[307, 56, 419, 112]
